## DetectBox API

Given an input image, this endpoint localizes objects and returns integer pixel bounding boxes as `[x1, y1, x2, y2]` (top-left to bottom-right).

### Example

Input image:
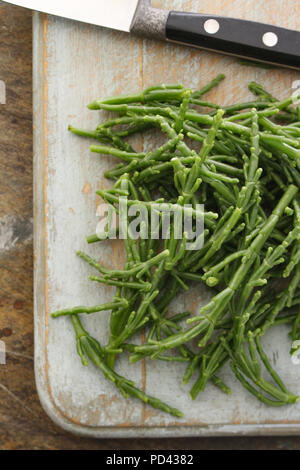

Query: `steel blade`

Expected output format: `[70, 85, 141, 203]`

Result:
[3, 0, 140, 32]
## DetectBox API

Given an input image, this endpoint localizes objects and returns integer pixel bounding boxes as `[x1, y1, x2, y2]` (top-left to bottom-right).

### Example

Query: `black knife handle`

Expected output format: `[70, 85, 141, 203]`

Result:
[166, 12, 300, 70]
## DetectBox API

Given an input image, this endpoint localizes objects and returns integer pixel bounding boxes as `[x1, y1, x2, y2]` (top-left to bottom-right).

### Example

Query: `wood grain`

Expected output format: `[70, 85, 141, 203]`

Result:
[38, 0, 300, 437]
[1, 0, 300, 449]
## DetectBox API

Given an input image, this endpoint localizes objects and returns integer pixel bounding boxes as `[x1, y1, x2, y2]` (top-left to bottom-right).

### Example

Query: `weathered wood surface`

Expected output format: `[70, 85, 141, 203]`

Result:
[37, 0, 300, 438]
[1, 0, 300, 448]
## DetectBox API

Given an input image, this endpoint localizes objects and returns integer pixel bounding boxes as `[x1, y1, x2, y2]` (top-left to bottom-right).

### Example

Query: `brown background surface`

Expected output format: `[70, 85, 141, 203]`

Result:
[0, 1, 300, 450]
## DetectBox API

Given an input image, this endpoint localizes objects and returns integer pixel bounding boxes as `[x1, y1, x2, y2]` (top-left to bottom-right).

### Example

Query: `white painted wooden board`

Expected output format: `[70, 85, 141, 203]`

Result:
[33, 0, 300, 437]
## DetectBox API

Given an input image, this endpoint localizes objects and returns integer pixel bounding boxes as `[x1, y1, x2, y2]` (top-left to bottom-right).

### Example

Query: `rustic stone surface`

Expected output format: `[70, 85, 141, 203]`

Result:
[1, 1, 300, 450]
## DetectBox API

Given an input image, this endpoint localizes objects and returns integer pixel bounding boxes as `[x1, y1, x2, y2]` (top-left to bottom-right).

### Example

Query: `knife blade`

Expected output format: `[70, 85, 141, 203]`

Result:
[3, 0, 300, 70]
[2, 0, 140, 32]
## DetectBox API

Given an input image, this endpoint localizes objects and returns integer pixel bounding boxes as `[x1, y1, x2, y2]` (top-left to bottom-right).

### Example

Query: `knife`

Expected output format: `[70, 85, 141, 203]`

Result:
[4, 0, 300, 70]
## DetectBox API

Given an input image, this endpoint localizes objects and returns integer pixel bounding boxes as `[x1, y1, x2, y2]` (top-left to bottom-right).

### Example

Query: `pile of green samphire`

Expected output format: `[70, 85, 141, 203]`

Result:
[51, 75, 300, 417]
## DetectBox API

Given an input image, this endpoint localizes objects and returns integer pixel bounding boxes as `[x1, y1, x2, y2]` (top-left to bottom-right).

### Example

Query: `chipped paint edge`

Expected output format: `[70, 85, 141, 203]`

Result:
[32, 11, 300, 438]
